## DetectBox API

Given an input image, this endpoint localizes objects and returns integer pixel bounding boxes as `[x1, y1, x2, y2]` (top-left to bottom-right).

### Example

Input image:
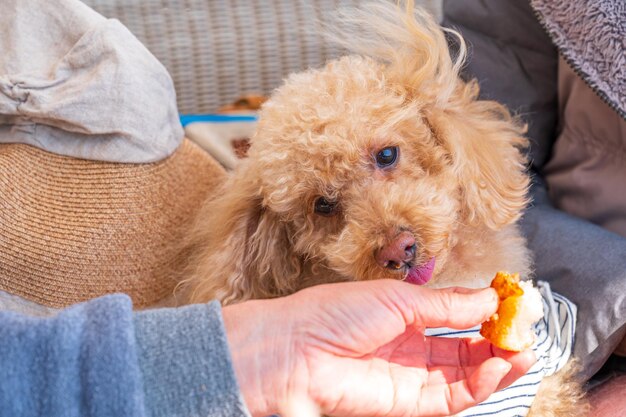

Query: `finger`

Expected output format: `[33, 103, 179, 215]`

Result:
[440, 286, 488, 295]
[426, 364, 477, 386]
[495, 349, 536, 390]
[426, 336, 529, 367]
[426, 337, 536, 388]
[426, 348, 535, 387]
[418, 357, 512, 416]
[406, 286, 498, 329]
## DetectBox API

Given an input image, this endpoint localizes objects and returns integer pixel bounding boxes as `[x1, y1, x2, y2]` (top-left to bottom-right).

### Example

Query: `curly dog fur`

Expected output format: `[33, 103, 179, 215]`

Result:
[178, 2, 587, 415]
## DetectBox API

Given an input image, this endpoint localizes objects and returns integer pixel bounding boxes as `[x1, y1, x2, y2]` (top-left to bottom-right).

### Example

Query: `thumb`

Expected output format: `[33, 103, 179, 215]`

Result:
[406, 286, 499, 329]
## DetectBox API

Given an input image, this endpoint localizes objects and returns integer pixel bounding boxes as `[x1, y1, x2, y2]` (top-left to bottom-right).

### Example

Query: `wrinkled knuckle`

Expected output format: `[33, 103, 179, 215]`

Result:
[444, 385, 454, 415]
[466, 378, 479, 403]
[459, 338, 471, 367]
[439, 290, 460, 313]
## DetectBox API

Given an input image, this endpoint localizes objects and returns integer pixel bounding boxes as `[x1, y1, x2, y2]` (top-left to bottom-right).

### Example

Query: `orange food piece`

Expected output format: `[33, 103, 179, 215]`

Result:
[490, 271, 524, 300]
[480, 271, 543, 352]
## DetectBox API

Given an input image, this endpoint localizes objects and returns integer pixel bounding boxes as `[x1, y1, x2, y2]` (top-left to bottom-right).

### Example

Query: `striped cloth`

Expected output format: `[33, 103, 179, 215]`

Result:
[425, 281, 576, 417]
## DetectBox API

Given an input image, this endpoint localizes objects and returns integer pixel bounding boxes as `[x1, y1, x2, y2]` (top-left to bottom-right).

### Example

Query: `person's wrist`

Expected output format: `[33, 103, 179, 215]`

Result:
[222, 298, 297, 417]
[222, 300, 271, 416]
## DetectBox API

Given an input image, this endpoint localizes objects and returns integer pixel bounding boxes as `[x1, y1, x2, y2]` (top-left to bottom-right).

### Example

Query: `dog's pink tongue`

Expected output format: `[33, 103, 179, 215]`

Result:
[405, 257, 436, 285]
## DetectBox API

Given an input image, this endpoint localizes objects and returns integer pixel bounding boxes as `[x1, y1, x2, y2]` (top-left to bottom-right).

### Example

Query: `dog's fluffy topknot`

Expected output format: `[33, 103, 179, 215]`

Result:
[325, 0, 466, 105]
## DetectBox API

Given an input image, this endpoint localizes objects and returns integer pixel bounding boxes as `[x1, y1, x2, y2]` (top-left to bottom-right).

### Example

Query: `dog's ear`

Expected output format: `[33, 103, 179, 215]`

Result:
[179, 164, 301, 305]
[425, 82, 530, 230]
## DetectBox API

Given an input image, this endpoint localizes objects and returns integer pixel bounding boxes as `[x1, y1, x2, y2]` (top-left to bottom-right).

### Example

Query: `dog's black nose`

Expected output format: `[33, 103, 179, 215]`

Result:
[375, 231, 417, 270]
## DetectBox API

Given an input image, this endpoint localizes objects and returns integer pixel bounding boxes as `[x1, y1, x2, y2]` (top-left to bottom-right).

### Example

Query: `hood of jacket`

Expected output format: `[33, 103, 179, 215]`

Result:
[530, 0, 625, 119]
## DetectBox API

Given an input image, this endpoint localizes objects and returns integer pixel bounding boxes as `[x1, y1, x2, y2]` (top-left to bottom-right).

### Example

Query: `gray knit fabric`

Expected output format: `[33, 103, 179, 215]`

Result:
[530, 0, 626, 119]
[0, 290, 251, 417]
[135, 302, 251, 417]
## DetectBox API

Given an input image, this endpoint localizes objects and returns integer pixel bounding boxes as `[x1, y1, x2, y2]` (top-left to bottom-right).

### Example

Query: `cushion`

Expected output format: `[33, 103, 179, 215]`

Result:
[544, 58, 626, 237]
[183, 114, 258, 170]
[443, 0, 558, 169]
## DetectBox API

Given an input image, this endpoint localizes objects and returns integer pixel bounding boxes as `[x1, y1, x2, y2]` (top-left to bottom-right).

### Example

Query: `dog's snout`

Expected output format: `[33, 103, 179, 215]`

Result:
[375, 231, 417, 270]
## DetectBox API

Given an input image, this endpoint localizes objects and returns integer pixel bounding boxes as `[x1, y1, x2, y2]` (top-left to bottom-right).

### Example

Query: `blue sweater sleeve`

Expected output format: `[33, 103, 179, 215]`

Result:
[0, 294, 250, 417]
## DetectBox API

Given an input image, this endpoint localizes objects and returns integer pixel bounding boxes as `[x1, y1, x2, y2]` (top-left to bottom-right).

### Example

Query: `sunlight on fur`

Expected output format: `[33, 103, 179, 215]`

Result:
[175, 1, 587, 415]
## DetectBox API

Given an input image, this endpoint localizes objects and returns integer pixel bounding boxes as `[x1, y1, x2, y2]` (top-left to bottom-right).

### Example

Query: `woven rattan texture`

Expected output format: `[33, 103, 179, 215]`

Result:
[83, 0, 442, 114]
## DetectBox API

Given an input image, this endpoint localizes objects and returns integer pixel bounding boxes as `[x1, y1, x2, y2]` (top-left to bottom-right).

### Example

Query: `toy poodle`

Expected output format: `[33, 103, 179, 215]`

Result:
[179, 1, 586, 415]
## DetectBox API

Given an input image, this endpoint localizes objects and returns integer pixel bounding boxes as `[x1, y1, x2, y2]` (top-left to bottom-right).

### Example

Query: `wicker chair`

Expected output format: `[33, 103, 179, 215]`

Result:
[83, 0, 442, 114]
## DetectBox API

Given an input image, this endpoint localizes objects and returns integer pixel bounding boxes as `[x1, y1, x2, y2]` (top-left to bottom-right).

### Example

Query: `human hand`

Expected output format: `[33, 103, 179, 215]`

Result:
[222, 280, 536, 417]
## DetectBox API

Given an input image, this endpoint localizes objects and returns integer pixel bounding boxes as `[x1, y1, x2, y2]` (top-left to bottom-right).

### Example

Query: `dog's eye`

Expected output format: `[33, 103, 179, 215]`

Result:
[314, 197, 338, 216]
[375, 146, 399, 168]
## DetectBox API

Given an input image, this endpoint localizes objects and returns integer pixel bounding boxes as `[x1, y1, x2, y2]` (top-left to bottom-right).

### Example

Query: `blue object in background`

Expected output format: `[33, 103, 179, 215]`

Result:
[180, 114, 257, 127]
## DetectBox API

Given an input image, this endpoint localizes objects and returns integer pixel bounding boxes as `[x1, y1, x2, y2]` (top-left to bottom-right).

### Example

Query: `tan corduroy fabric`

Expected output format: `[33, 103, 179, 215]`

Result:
[0, 139, 225, 308]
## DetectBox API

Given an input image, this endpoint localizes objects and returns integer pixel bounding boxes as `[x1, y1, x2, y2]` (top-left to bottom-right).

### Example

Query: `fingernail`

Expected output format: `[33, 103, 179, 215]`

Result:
[525, 348, 538, 364]
[479, 288, 498, 303]
[497, 361, 512, 375]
